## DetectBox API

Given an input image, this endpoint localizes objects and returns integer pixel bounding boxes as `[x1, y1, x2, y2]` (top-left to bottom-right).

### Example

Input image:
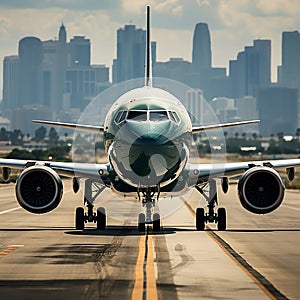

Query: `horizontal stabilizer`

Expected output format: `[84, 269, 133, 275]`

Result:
[32, 120, 104, 134]
[192, 120, 259, 134]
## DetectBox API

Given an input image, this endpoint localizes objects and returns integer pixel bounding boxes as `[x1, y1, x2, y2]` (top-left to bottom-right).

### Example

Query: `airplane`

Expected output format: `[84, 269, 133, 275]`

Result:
[1, 6, 300, 232]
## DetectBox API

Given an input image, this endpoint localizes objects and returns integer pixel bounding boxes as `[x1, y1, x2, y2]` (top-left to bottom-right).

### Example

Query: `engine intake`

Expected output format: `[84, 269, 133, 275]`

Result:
[238, 166, 285, 214]
[16, 166, 63, 214]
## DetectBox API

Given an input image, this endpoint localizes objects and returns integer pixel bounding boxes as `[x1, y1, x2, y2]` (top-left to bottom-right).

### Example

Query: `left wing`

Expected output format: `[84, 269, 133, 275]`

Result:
[32, 120, 104, 134]
[0, 158, 110, 180]
[192, 120, 259, 134]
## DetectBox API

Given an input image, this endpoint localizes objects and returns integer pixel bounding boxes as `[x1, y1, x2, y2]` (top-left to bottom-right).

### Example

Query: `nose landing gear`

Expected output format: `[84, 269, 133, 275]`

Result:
[137, 188, 161, 232]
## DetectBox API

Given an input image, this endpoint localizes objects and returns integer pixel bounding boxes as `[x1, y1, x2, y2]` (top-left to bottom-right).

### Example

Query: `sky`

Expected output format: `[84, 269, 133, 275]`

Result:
[1, 0, 300, 93]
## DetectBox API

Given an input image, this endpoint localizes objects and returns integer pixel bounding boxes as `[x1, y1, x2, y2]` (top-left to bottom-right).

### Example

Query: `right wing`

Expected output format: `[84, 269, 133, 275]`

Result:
[192, 120, 259, 134]
[32, 120, 104, 134]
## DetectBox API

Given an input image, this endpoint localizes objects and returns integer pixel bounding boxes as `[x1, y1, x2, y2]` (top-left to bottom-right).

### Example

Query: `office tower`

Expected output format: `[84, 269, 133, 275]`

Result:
[69, 36, 91, 67]
[18, 36, 43, 106]
[192, 23, 212, 74]
[113, 24, 146, 83]
[230, 39, 271, 98]
[258, 87, 298, 136]
[41, 24, 68, 111]
[185, 88, 204, 125]
[65, 65, 110, 110]
[279, 31, 300, 89]
[2, 55, 19, 110]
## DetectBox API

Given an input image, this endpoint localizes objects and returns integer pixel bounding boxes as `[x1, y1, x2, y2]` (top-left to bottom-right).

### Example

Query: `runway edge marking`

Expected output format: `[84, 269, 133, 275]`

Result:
[0, 207, 21, 215]
[180, 196, 288, 300]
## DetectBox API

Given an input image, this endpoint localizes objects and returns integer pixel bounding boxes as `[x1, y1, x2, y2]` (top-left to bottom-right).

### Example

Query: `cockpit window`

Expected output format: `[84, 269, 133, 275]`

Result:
[127, 110, 147, 121]
[115, 110, 127, 124]
[168, 111, 180, 123]
[150, 111, 169, 121]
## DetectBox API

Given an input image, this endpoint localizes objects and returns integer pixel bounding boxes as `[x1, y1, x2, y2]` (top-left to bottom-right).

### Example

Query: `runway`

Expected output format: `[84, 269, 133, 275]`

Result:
[0, 179, 299, 299]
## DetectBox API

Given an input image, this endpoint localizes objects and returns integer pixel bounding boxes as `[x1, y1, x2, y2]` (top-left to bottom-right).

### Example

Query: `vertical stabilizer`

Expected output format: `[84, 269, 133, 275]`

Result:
[145, 5, 152, 87]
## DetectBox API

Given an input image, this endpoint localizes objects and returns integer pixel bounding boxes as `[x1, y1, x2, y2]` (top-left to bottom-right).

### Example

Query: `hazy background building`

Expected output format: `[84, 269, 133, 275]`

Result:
[2, 55, 19, 110]
[18, 37, 43, 107]
[258, 87, 298, 136]
[113, 25, 146, 83]
[278, 31, 300, 90]
[230, 39, 271, 98]
[1, 20, 299, 136]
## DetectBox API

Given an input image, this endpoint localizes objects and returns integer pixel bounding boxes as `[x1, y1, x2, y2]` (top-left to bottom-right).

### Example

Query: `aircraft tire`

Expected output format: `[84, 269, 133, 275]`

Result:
[75, 207, 85, 230]
[217, 207, 226, 231]
[97, 207, 106, 230]
[138, 213, 145, 232]
[196, 207, 205, 231]
[153, 213, 161, 231]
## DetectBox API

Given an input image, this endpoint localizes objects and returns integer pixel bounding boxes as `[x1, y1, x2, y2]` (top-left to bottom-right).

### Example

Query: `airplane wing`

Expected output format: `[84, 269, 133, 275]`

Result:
[192, 120, 259, 134]
[188, 158, 300, 182]
[0, 158, 110, 180]
[32, 120, 104, 134]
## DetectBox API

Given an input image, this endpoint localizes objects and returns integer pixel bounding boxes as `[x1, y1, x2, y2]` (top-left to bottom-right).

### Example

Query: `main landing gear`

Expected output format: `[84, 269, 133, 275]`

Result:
[75, 179, 107, 230]
[195, 179, 227, 231]
[137, 188, 161, 232]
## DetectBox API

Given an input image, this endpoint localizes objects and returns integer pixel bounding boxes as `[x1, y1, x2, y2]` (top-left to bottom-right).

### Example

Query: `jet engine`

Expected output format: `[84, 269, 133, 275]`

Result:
[238, 166, 285, 214]
[15, 165, 63, 214]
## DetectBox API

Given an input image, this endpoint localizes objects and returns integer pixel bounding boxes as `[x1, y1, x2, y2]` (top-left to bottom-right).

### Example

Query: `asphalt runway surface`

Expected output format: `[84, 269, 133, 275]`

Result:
[0, 179, 299, 299]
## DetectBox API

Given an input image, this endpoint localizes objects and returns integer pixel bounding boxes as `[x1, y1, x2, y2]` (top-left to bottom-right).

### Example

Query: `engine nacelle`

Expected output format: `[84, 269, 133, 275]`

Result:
[16, 166, 63, 214]
[238, 166, 285, 214]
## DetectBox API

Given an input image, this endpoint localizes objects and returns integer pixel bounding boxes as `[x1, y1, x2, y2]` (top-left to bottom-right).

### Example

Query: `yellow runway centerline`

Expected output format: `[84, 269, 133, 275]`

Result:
[131, 231, 158, 300]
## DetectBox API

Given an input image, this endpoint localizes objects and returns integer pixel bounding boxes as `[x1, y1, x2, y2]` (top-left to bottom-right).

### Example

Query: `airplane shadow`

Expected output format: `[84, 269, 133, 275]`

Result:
[209, 228, 300, 233]
[65, 225, 189, 236]
[2, 226, 299, 236]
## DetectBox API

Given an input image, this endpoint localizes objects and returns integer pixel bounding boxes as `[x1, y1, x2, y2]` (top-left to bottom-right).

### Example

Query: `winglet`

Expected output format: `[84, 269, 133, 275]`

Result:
[145, 5, 152, 87]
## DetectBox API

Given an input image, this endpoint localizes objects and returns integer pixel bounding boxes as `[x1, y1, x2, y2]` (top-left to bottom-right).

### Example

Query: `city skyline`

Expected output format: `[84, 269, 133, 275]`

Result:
[1, 1, 300, 93]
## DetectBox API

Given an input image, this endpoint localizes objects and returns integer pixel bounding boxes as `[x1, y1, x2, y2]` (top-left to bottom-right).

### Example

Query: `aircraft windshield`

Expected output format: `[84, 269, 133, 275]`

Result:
[127, 110, 147, 121]
[115, 109, 180, 123]
[149, 111, 169, 121]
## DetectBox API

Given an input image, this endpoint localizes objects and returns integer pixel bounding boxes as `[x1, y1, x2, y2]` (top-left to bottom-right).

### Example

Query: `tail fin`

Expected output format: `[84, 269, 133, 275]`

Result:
[145, 5, 152, 87]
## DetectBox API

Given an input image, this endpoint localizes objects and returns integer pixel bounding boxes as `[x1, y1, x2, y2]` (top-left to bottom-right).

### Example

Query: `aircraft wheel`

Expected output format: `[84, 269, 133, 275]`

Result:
[75, 207, 85, 230]
[217, 207, 226, 231]
[97, 207, 106, 230]
[153, 213, 161, 231]
[196, 207, 205, 231]
[138, 213, 145, 233]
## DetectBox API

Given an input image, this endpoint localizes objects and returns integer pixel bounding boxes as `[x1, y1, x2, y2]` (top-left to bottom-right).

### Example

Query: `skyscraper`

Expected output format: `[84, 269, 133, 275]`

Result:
[229, 39, 271, 98]
[41, 24, 68, 111]
[18, 36, 43, 106]
[192, 23, 212, 74]
[279, 31, 300, 89]
[2, 55, 19, 110]
[113, 24, 146, 83]
[69, 36, 91, 67]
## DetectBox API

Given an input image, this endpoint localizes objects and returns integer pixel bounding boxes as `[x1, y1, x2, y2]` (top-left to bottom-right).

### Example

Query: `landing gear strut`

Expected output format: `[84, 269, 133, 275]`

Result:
[195, 179, 227, 231]
[137, 188, 161, 232]
[75, 179, 107, 230]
